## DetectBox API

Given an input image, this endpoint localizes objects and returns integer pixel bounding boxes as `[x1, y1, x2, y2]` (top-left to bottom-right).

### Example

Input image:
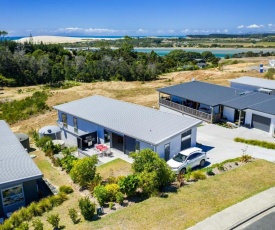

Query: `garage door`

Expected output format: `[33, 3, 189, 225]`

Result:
[252, 114, 271, 132]
[181, 138, 191, 150]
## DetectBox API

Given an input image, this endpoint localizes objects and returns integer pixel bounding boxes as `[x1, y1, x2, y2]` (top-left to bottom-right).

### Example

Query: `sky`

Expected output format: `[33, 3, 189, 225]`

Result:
[1, 0, 275, 36]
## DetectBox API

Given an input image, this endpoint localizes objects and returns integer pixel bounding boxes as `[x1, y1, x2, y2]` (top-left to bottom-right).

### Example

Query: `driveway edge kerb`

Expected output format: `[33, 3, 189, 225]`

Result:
[227, 203, 275, 230]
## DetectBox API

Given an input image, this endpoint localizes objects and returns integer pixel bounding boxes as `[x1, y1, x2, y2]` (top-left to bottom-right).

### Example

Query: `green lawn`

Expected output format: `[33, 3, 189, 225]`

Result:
[31, 155, 275, 230]
[96, 158, 132, 179]
[85, 160, 275, 230]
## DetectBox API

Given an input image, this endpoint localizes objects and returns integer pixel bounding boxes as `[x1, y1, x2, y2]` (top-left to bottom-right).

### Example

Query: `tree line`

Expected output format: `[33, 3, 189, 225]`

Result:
[0, 37, 219, 86]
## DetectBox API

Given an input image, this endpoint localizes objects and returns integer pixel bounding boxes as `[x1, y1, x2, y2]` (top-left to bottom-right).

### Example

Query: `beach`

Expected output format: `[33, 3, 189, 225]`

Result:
[17, 36, 86, 44]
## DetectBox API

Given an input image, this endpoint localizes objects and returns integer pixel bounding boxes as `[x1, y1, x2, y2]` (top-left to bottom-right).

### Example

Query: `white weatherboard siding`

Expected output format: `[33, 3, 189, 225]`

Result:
[245, 109, 275, 135]
[223, 106, 235, 122]
[156, 127, 197, 160]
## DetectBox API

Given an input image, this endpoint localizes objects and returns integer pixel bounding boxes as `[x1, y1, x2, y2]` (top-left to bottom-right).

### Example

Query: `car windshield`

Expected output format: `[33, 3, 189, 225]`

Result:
[173, 153, 187, 163]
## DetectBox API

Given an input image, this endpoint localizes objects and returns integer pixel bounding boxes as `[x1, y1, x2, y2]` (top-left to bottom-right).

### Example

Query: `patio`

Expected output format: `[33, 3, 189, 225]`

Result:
[77, 146, 134, 164]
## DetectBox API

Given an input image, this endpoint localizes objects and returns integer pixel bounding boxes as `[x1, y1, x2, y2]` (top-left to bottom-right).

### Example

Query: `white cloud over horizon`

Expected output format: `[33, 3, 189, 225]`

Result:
[237, 25, 244, 29]
[246, 24, 265, 28]
[57, 27, 118, 34]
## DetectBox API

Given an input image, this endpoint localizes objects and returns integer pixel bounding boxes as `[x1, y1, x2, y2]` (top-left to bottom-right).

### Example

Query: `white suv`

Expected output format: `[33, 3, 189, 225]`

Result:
[167, 147, 207, 174]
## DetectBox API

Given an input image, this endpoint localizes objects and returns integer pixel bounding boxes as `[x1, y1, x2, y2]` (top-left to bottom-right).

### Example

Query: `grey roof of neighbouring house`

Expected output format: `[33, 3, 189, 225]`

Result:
[0, 120, 43, 187]
[229, 76, 275, 90]
[158, 81, 275, 114]
[158, 81, 245, 106]
[53, 95, 202, 145]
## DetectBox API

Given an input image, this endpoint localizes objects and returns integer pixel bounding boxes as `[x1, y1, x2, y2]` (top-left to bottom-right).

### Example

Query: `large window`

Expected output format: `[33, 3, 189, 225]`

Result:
[61, 113, 67, 128]
[135, 141, 140, 152]
[1, 185, 24, 207]
[73, 117, 78, 133]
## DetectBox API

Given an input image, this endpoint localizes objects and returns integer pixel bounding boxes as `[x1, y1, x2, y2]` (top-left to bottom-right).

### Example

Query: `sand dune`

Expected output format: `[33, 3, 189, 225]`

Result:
[17, 35, 85, 44]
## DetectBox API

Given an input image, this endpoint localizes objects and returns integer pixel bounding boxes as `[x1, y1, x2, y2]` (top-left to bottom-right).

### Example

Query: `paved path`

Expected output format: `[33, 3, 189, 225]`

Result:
[187, 187, 275, 230]
[197, 124, 275, 165]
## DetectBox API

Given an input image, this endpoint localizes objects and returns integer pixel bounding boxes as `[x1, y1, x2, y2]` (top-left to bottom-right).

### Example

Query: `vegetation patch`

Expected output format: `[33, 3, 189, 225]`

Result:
[234, 137, 275, 150]
[0, 91, 48, 124]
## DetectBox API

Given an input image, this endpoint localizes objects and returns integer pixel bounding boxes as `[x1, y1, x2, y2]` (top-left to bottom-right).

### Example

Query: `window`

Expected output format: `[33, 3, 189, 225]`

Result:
[1, 185, 24, 207]
[182, 130, 191, 139]
[73, 117, 78, 132]
[61, 113, 67, 128]
[164, 143, 170, 161]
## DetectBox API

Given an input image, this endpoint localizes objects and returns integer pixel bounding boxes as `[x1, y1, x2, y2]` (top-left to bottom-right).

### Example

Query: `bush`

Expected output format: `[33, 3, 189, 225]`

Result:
[190, 170, 206, 181]
[116, 192, 124, 204]
[32, 219, 44, 230]
[16, 207, 32, 222]
[70, 155, 98, 187]
[37, 198, 53, 212]
[94, 185, 108, 206]
[105, 183, 120, 202]
[88, 173, 102, 195]
[27, 202, 43, 217]
[59, 185, 74, 194]
[47, 214, 60, 229]
[118, 174, 139, 197]
[78, 197, 95, 221]
[8, 212, 21, 228]
[234, 137, 275, 150]
[206, 168, 215, 176]
[15, 222, 29, 230]
[60, 154, 78, 173]
[109, 202, 115, 210]
[68, 208, 79, 224]
[240, 154, 252, 163]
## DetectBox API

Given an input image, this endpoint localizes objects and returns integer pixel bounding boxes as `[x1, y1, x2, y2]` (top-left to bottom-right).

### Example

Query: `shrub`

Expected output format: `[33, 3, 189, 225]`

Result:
[88, 173, 102, 195]
[105, 183, 120, 202]
[206, 168, 215, 176]
[32, 219, 44, 230]
[47, 214, 60, 229]
[190, 170, 207, 181]
[16, 207, 32, 222]
[234, 137, 275, 150]
[240, 154, 252, 163]
[217, 164, 225, 171]
[60, 154, 78, 173]
[70, 155, 98, 187]
[116, 192, 124, 204]
[37, 198, 53, 212]
[59, 185, 74, 194]
[9, 212, 21, 228]
[78, 197, 95, 221]
[109, 202, 115, 209]
[27, 202, 43, 217]
[94, 185, 108, 206]
[68, 208, 79, 224]
[15, 222, 29, 230]
[118, 174, 139, 197]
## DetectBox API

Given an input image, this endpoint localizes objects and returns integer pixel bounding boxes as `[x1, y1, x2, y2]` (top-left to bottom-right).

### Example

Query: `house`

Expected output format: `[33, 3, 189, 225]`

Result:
[53, 95, 202, 160]
[194, 59, 208, 68]
[229, 76, 275, 95]
[0, 120, 43, 218]
[158, 81, 275, 135]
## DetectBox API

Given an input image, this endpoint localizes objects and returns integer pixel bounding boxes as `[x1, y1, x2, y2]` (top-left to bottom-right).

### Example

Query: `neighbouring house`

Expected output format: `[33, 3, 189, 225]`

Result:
[194, 59, 207, 68]
[0, 120, 43, 218]
[53, 95, 202, 160]
[158, 80, 275, 135]
[229, 76, 275, 95]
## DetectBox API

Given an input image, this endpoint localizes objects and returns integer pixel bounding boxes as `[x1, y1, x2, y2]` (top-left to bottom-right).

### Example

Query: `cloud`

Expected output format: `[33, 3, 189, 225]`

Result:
[58, 27, 118, 34]
[181, 29, 190, 33]
[167, 29, 175, 33]
[237, 25, 244, 29]
[268, 23, 274, 27]
[246, 24, 265, 29]
[136, 28, 147, 33]
[223, 29, 229, 33]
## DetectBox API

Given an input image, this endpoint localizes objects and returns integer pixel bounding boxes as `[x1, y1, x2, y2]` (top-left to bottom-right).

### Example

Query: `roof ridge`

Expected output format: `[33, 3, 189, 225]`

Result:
[221, 92, 256, 105]
[248, 97, 275, 108]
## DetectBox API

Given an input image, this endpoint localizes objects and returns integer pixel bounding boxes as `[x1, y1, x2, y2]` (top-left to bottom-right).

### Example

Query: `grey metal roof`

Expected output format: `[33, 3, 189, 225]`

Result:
[158, 81, 244, 106]
[53, 96, 202, 145]
[229, 76, 275, 90]
[0, 120, 43, 186]
[248, 98, 275, 115]
[222, 92, 275, 110]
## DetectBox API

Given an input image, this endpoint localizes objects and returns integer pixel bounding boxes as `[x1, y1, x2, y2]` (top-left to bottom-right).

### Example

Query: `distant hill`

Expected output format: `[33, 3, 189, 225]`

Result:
[187, 33, 275, 39]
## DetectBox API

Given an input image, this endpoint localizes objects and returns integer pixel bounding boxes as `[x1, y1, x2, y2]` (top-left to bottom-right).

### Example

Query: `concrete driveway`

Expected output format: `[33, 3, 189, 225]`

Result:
[197, 124, 275, 165]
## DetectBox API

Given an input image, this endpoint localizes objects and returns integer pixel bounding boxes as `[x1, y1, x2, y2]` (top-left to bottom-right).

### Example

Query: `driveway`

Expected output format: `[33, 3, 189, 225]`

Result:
[197, 124, 275, 165]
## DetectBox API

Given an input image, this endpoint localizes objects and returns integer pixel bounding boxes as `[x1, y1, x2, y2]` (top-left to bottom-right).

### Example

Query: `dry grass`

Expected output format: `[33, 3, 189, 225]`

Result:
[96, 158, 132, 179]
